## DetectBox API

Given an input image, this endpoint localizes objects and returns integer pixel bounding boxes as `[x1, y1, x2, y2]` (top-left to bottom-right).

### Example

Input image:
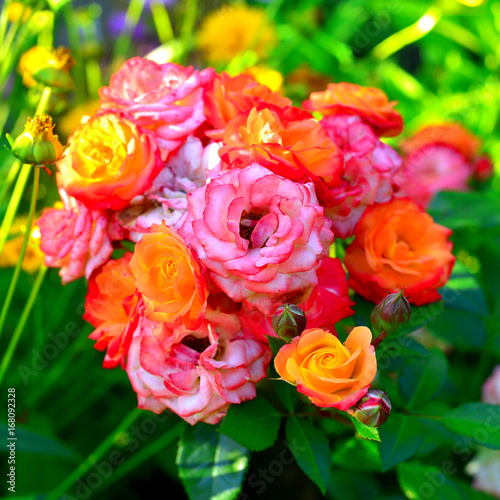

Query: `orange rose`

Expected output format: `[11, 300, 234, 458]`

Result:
[57, 111, 162, 210]
[129, 223, 208, 329]
[345, 198, 455, 305]
[204, 72, 291, 140]
[303, 82, 403, 137]
[274, 327, 377, 410]
[219, 106, 343, 192]
[401, 123, 481, 161]
[84, 253, 139, 368]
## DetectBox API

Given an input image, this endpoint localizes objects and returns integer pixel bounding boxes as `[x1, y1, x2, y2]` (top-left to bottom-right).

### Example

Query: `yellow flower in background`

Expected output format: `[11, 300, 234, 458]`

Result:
[246, 65, 283, 92]
[8, 2, 32, 22]
[0, 218, 44, 274]
[58, 100, 99, 138]
[197, 5, 276, 63]
[18, 46, 74, 91]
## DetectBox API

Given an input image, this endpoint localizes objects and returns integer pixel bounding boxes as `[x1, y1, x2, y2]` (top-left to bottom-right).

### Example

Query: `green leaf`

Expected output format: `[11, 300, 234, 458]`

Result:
[400, 349, 448, 409]
[266, 335, 287, 357]
[378, 414, 423, 471]
[47, 0, 73, 11]
[177, 423, 249, 500]
[442, 403, 500, 449]
[429, 190, 500, 230]
[398, 461, 492, 500]
[276, 379, 298, 412]
[285, 417, 331, 494]
[5, 133, 14, 147]
[218, 398, 281, 451]
[332, 437, 381, 472]
[349, 416, 381, 441]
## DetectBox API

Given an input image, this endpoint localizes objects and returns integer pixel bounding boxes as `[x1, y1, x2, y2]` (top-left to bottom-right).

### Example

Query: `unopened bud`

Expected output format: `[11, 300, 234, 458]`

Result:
[11, 114, 63, 165]
[370, 290, 411, 334]
[272, 304, 307, 340]
[348, 388, 391, 427]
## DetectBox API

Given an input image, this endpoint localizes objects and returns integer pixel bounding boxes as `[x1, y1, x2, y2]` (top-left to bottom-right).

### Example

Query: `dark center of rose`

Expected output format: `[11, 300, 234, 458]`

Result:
[182, 336, 211, 354]
[239, 209, 266, 245]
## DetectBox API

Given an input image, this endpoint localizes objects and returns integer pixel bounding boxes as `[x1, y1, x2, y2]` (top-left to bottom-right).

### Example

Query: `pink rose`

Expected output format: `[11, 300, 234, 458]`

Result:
[126, 309, 271, 425]
[395, 144, 472, 208]
[321, 115, 403, 238]
[99, 57, 215, 158]
[482, 365, 500, 405]
[37, 190, 122, 283]
[180, 164, 334, 314]
[467, 448, 500, 499]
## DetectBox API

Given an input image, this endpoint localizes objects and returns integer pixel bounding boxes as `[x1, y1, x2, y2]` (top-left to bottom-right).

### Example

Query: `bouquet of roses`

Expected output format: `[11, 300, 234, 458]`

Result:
[32, 54, 493, 431]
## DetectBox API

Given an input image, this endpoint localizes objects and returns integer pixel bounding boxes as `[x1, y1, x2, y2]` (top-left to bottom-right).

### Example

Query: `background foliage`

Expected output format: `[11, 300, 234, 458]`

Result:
[0, 0, 499, 499]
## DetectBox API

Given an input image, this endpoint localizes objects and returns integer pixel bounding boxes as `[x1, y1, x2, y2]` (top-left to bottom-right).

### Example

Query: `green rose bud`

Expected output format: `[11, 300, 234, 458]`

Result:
[370, 290, 411, 334]
[11, 114, 64, 166]
[272, 304, 307, 340]
[348, 388, 392, 428]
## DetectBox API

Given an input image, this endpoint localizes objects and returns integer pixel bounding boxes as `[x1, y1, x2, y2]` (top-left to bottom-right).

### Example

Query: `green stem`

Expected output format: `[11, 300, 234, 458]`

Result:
[63, 2, 86, 99]
[96, 421, 184, 494]
[0, 0, 11, 49]
[113, 0, 146, 60]
[0, 86, 51, 258]
[45, 408, 143, 500]
[371, 7, 442, 60]
[0, 159, 22, 210]
[180, 0, 198, 64]
[0, 167, 40, 340]
[0, 264, 47, 386]
[150, 1, 174, 45]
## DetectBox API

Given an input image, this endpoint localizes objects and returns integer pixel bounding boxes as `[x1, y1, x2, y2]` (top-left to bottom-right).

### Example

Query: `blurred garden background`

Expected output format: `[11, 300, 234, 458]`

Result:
[0, 0, 499, 499]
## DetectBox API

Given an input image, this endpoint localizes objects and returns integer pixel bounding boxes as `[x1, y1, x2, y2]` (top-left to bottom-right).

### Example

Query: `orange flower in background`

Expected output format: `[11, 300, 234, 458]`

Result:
[84, 253, 140, 368]
[204, 72, 291, 140]
[57, 111, 162, 211]
[219, 106, 343, 191]
[129, 223, 208, 329]
[303, 82, 403, 137]
[275, 327, 377, 410]
[401, 123, 481, 161]
[345, 198, 455, 305]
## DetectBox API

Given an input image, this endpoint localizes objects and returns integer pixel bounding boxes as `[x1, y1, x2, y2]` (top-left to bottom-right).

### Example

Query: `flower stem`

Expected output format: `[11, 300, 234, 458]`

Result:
[0, 167, 40, 341]
[0, 86, 51, 258]
[45, 408, 143, 500]
[371, 329, 389, 348]
[150, 1, 174, 45]
[113, 0, 146, 60]
[0, 264, 47, 386]
[179, 0, 198, 64]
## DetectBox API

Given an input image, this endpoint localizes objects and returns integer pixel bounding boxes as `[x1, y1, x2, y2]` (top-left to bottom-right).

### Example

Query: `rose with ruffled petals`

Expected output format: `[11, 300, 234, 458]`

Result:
[126, 309, 271, 424]
[204, 72, 291, 140]
[37, 190, 121, 283]
[321, 114, 403, 237]
[180, 164, 334, 314]
[303, 82, 403, 137]
[57, 111, 162, 211]
[84, 253, 140, 368]
[219, 106, 343, 203]
[129, 222, 208, 329]
[275, 327, 377, 410]
[345, 198, 455, 305]
[100, 57, 215, 157]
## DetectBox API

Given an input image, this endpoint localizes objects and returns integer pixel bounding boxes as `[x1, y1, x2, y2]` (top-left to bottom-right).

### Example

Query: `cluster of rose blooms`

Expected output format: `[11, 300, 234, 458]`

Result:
[35, 56, 491, 425]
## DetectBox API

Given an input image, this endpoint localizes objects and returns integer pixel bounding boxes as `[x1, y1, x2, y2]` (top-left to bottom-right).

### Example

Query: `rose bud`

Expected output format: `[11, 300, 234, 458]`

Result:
[272, 304, 307, 340]
[348, 388, 391, 427]
[11, 114, 63, 166]
[370, 290, 411, 334]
